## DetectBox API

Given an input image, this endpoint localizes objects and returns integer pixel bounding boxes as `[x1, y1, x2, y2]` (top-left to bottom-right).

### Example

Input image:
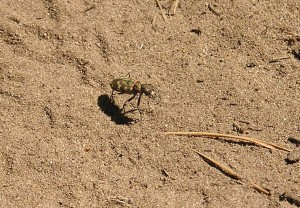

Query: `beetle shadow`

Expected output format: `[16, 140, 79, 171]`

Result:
[97, 94, 134, 125]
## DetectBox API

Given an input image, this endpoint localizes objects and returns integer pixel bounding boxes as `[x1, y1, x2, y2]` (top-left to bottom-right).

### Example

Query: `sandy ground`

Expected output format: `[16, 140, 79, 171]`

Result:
[1, 0, 300, 207]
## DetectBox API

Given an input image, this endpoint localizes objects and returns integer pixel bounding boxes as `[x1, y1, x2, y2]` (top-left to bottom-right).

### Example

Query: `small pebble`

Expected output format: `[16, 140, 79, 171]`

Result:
[288, 136, 300, 146]
[246, 63, 256, 68]
[190, 29, 201, 35]
[196, 79, 204, 83]
[286, 149, 300, 164]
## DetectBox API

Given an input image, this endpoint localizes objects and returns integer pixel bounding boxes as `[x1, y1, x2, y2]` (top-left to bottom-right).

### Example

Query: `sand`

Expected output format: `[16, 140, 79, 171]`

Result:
[1, 0, 299, 207]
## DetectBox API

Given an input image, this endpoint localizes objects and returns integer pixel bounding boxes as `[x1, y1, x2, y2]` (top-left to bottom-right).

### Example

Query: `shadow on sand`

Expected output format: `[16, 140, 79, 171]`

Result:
[97, 94, 134, 125]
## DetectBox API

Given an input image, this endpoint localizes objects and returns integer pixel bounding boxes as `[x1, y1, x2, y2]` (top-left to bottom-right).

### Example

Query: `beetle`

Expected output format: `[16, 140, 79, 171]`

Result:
[110, 78, 155, 113]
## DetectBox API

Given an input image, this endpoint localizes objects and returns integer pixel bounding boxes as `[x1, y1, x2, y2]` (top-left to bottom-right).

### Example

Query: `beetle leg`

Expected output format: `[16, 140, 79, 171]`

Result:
[137, 93, 142, 108]
[122, 93, 137, 113]
[110, 91, 125, 103]
[135, 93, 143, 116]
[110, 90, 115, 101]
[147, 97, 150, 109]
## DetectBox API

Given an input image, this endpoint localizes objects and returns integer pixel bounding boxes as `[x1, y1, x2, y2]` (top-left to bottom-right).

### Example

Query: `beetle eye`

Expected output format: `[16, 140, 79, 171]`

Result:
[150, 90, 155, 97]
[144, 89, 151, 96]
[146, 89, 155, 97]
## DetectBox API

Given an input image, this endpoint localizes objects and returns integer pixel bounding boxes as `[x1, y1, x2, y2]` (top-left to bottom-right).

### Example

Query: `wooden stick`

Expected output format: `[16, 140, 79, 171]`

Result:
[165, 131, 291, 152]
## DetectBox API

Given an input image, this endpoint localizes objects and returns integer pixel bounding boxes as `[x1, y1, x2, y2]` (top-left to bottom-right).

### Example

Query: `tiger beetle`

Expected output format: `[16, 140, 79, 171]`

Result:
[110, 77, 155, 114]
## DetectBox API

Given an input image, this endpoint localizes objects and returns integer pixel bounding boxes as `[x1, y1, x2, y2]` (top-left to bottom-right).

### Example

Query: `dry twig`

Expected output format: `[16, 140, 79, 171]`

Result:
[269, 56, 290, 63]
[191, 149, 271, 195]
[191, 149, 241, 180]
[250, 181, 271, 195]
[165, 131, 291, 152]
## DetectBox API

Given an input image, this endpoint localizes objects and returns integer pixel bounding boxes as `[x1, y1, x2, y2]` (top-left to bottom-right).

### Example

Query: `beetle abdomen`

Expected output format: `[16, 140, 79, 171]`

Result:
[110, 78, 138, 94]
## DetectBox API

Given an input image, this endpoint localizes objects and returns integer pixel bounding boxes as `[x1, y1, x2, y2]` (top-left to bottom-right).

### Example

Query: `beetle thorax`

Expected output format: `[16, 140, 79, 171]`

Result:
[133, 81, 142, 93]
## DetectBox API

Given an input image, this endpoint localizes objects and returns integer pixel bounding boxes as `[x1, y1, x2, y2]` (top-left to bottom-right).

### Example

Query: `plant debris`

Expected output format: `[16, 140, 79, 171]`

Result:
[165, 131, 291, 152]
[191, 149, 271, 195]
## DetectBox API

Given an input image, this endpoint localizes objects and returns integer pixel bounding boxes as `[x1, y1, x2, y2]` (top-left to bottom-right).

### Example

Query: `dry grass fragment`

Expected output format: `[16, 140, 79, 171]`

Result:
[249, 181, 271, 195]
[191, 149, 241, 180]
[284, 31, 300, 38]
[269, 56, 290, 63]
[165, 131, 286, 195]
[191, 149, 271, 195]
[165, 131, 291, 152]
[170, 0, 180, 15]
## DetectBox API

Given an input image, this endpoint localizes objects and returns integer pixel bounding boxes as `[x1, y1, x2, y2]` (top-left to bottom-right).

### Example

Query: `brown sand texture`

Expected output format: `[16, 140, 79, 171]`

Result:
[1, 1, 300, 207]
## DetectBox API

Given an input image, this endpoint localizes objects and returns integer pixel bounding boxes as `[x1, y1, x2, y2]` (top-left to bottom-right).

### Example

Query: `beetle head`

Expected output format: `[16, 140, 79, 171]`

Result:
[141, 84, 155, 97]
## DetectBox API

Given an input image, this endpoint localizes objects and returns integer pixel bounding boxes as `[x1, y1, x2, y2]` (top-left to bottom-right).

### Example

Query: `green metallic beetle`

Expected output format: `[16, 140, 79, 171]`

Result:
[110, 78, 155, 113]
